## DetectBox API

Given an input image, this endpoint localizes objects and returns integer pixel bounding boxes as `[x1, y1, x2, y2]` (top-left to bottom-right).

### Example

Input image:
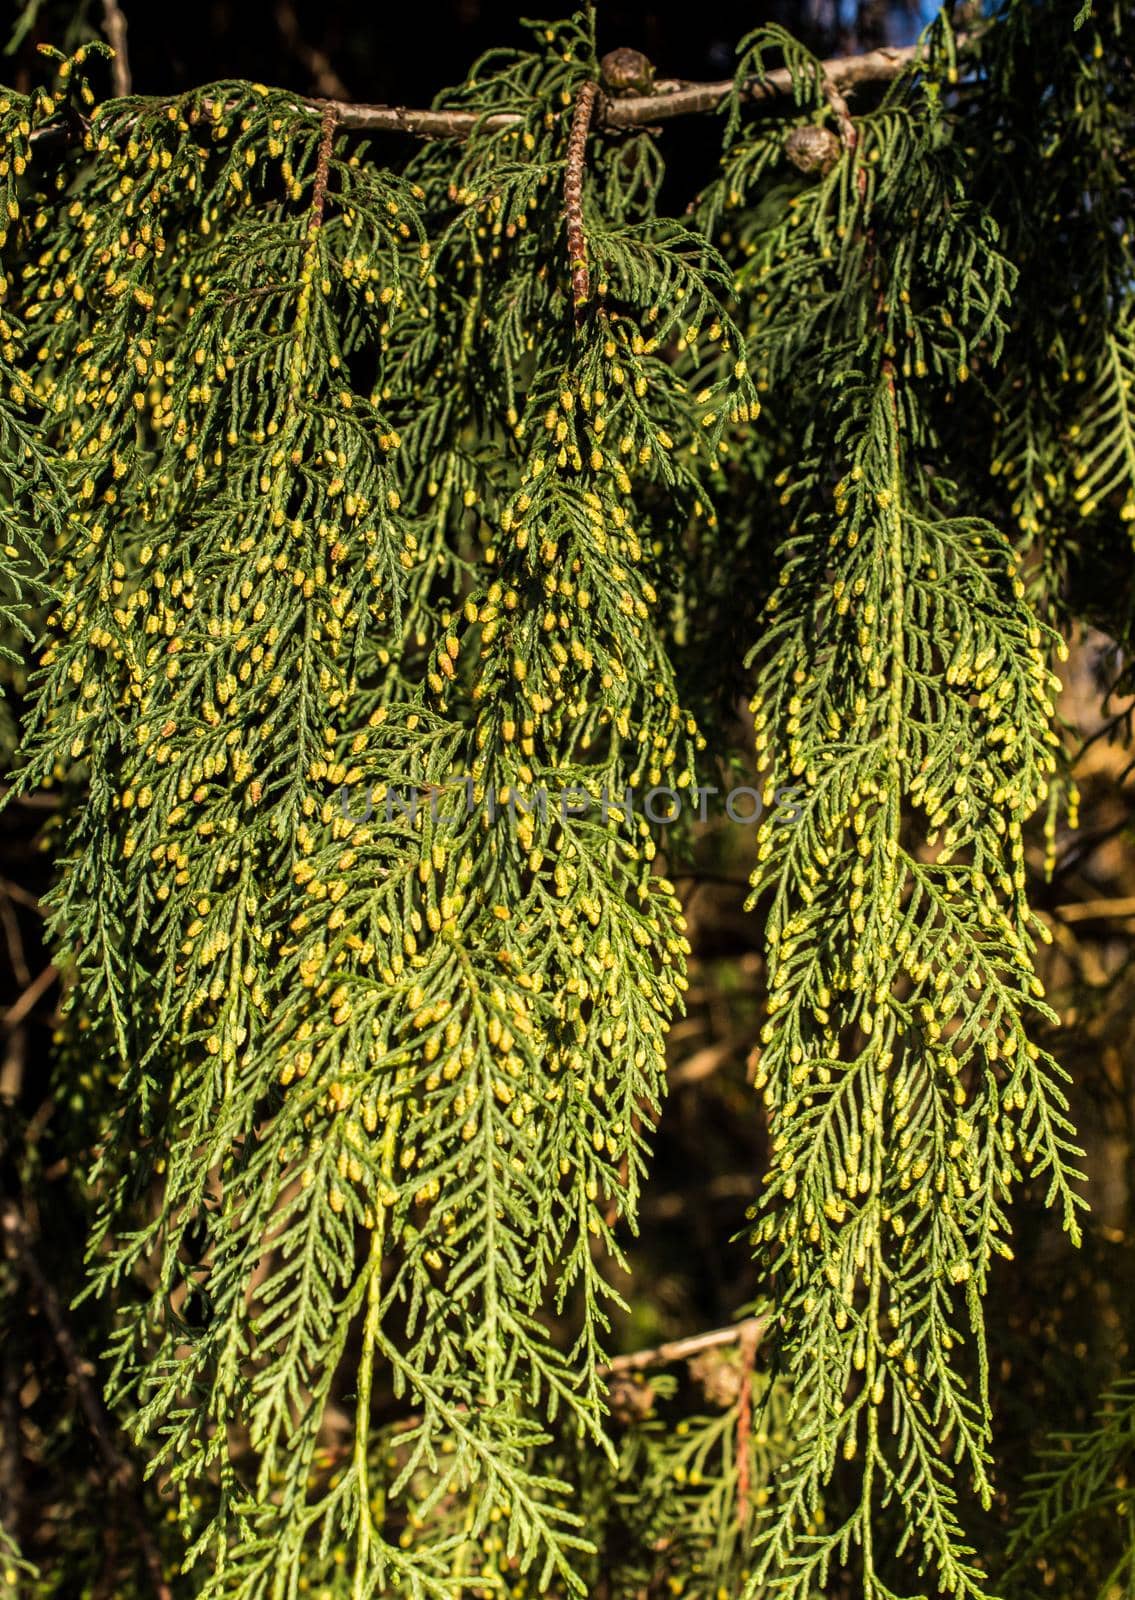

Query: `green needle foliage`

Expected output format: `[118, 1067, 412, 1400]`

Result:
[1005, 1374, 1135, 1598]
[0, 2, 1133, 1597]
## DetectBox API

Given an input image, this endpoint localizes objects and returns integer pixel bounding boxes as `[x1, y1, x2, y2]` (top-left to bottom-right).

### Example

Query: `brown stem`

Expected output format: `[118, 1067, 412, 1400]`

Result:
[0, 889, 30, 989]
[0, 879, 46, 916]
[1057, 896, 1135, 924]
[0, 787, 61, 812]
[821, 68, 858, 152]
[0, 1025, 26, 1108]
[735, 1319, 760, 1524]
[667, 1040, 737, 1088]
[599, 40, 947, 129]
[2, 964, 57, 1031]
[1, 1200, 172, 1600]
[309, 105, 337, 231]
[148, 1312, 770, 1480]
[100, 0, 131, 98]
[336, 40, 944, 136]
[565, 79, 598, 322]
[598, 1312, 770, 1377]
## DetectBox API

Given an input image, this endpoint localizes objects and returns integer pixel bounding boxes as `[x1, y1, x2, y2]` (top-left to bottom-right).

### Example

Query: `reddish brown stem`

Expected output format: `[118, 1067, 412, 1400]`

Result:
[565, 79, 599, 322]
[309, 104, 337, 231]
[736, 1319, 760, 1523]
[820, 66, 858, 153]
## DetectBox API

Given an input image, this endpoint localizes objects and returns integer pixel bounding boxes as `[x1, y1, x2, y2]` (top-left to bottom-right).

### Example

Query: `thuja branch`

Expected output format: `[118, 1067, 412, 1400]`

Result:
[6, 5, 1123, 1592]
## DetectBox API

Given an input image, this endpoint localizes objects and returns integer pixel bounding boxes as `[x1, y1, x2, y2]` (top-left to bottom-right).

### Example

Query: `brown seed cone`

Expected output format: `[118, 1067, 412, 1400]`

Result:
[600, 47, 655, 97]
[785, 124, 842, 177]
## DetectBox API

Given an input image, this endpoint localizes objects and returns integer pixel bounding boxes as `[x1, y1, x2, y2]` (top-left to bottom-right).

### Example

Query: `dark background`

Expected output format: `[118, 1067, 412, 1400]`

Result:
[6, 0, 926, 105]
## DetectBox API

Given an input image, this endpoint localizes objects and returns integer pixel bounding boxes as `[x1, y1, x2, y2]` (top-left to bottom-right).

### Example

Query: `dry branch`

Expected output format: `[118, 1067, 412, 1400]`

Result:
[599, 1313, 771, 1377]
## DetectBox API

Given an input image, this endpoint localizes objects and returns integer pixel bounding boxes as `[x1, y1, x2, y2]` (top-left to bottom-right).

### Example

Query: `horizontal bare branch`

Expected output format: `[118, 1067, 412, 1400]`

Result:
[65, 38, 955, 149]
[1057, 895, 1135, 924]
[600, 1313, 771, 1377]
[317, 41, 938, 138]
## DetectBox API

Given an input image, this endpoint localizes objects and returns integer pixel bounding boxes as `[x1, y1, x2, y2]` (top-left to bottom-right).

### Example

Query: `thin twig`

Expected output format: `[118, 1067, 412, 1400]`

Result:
[1, 1200, 171, 1600]
[599, 1313, 771, 1377]
[2, 964, 57, 1031]
[100, 0, 131, 98]
[0, 786, 61, 812]
[241, 1311, 773, 1463]
[668, 1040, 736, 1088]
[736, 1319, 760, 1524]
[0, 879, 44, 917]
[1056, 896, 1135, 924]
[1054, 816, 1133, 876]
[1072, 705, 1135, 766]
[565, 79, 599, 320]
[0, 1025, 25, 1104]
[0, 889, 30, 989]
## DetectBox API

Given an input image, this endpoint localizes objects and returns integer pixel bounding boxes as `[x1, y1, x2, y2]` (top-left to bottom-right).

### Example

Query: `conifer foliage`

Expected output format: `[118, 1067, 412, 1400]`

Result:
[0, 3, 1133, 1597]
